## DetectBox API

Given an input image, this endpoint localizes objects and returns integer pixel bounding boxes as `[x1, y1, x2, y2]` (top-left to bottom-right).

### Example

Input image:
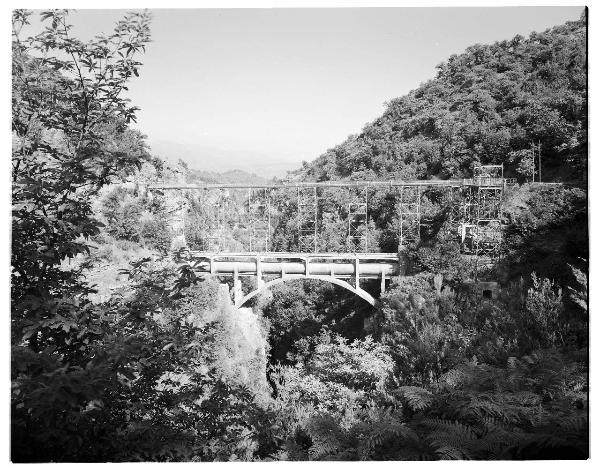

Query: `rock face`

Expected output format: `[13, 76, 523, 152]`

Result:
[156, 283, 271, 398]
[233, 307, 270, 395]
[216, 286, 270, 397]
[186, 284, 271, 397]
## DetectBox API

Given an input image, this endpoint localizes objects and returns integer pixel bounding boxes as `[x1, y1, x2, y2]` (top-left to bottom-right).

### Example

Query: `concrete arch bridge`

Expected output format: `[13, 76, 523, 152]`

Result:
[188, 251, 400, 308]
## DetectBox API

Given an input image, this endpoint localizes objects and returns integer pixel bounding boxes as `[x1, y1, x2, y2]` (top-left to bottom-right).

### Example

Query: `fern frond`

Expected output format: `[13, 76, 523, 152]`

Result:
[419, 417, 483, 459]
[433, 445, 470, 460]
[305, 414, 346, 460]
[559, 414, 588, 433]
[396, 386, 434, 411]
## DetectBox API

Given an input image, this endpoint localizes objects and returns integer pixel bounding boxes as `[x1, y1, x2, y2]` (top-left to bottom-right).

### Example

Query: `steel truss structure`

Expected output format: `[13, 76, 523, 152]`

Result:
[297, 186, 318, 252]
[398, 186, 421, 247]
[248, 188, 271, 252]
[150, 167, 509, 276]
[347, 187, 368, 252]
[444, 186, 465, 239]
[203, 189, 232, 251]
[459, 166, 504, 274]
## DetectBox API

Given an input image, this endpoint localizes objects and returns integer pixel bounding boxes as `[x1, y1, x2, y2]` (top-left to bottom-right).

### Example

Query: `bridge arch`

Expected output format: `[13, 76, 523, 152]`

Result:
[236, 274, 376, 308]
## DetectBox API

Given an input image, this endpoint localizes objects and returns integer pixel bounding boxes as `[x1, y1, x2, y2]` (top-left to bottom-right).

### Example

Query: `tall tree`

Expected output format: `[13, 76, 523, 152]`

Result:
[12, 9, 152, 341]
[11, 10, 153, 461]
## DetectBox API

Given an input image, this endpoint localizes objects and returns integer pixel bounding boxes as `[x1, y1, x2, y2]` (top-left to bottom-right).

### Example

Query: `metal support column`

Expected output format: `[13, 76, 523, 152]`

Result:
[398, 185, 421, 247]
[256, 256, 264, 289]
[381, 266, 387, 294]
[348, 187, 368, 252]
[203, 189, 223, 251]
[298, 186, 318, 252]
[445, 186, 464, 241]
[233, 266, 242, 306]
[475, 186, 503, 258]
[465, 165, 505, 278]
[248, 188, 271, 252]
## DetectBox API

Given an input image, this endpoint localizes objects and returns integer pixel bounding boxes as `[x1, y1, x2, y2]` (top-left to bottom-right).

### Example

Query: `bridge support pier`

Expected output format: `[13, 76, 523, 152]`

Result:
[233, 266, 243, 307]
[256, 256, 264, 289]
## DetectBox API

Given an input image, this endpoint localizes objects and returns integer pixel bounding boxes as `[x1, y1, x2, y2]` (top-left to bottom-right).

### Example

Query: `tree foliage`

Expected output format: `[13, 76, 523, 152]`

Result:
[12, 8, 152, 328]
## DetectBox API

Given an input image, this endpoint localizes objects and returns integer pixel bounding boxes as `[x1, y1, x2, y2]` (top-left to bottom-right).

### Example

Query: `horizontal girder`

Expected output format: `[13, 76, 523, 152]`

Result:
[148, 178, 507, 190]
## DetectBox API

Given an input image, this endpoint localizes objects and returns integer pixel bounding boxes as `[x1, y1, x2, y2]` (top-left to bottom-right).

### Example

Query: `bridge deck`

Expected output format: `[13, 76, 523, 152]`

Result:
[186, 251, 401, 279]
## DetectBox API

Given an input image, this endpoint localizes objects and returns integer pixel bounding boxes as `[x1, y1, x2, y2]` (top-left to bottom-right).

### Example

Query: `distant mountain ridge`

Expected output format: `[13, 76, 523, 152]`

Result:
[188, 168, 272, 185]
[149, 139, 299, 179]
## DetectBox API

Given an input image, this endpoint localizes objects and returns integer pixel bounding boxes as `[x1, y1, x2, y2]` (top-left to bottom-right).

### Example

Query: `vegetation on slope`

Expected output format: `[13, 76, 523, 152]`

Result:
[297, 13, 586, 184]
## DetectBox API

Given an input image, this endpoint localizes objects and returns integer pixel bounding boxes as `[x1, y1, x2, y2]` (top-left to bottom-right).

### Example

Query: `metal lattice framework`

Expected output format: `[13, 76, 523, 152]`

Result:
[203, 189, 231, 251]
[150, 168, 509, 272]
[347, 187, 368, 252]
[444, 186, 464, 239]
[474, 166, 504, 259]
[248, 188, 271, 252]
[297, 186, 318, 252]
[459, 166, 504, 274]
[141, 164, 556, 303]
[398, 186, 421, 247]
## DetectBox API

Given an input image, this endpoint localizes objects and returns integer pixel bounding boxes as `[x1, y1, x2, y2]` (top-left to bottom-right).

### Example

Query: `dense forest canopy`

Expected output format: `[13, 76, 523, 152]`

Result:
[11, 9, 588, 462]
[297, 14, 586, 184]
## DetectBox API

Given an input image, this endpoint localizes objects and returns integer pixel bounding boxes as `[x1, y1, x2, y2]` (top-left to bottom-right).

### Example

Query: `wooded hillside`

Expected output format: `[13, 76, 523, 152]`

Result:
[298, 14, 586, 184]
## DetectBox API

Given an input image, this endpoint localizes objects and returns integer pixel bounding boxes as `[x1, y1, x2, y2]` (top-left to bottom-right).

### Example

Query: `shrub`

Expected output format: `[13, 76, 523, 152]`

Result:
[523, 273, 564, 349]
[140, 216, 173, 252]
[374, 276, 474, 384]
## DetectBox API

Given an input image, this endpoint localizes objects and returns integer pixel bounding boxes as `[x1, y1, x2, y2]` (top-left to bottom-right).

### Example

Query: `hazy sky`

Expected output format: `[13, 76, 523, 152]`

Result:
[32, 7, 583, 176]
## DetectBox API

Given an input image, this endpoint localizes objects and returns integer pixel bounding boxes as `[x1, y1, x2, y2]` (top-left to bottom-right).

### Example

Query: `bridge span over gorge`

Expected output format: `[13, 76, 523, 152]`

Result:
[148, 165, 513, 307]
[185, 251, 400, 308]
